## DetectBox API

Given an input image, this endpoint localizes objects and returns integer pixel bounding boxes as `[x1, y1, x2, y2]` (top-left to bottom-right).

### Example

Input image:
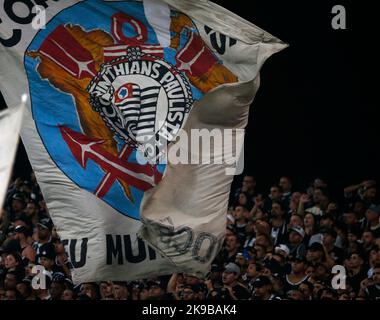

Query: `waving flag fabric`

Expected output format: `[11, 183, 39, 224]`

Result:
[0, 0, 286, 282]
[0, 102, 24, 209]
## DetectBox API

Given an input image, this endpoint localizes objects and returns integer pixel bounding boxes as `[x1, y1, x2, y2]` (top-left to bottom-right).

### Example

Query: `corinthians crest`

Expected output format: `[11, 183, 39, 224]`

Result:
[87, 46, 193, 157]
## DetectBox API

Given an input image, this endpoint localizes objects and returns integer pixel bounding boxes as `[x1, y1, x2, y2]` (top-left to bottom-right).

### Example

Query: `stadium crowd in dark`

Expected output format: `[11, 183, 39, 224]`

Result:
[1, 172, 380, 300]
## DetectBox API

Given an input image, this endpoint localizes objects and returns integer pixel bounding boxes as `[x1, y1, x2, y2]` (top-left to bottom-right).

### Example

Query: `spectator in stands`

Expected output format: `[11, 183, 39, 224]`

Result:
[1, 170, 380, 300]
[270, 201, 288, 246]
[112, 281, 129, 300]
[279, 176, 292, 207]
[251, 275, 280, 300]
[33, 218, 53, 256]
[283, 255, 309, 294]
[221, 263, 250, 300]
[235, 175, 256, 199]
[362, 264, 380, 300]
[14, 225, 35, 264]
[365, 205, 380, 238]
[287, 226, 307, 258]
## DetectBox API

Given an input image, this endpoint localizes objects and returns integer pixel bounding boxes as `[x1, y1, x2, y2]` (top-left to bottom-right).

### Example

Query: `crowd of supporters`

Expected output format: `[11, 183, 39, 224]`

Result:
[1, 172, 380, 300]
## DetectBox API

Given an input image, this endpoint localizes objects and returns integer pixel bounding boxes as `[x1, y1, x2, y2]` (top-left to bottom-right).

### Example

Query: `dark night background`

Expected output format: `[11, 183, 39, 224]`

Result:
[0, 0, 378, 199]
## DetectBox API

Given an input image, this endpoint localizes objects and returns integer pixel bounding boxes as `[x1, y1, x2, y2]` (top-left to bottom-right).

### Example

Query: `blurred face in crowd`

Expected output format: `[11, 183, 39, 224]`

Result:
[363, 187, 376, 201]
[326, 202, 338, 212]
[291, 192, 301, 203]
[271, 217, 284, 228]
[304, 213, 315, 229]
[26, 202, 37, 217]
[233, 206, 244, 221]
[225, 227, 234, 237]
[366, 208, 379, 223]
[99, 282, 112, 299]
[254, 209, 265, 220]
[291, 259, 306, 274]
[39, 257, 54, 270]
[11, 199, 25, 212]
[253, 245, 266, 260]
[299, 283, 313, 299]
[315, 264, 329, 280]
[225, 235, 239, 253]
[344, 212, 357, 225]
[347, 253, 363, 269]
[312, 282, 324, 298]
[347, 232, 358, 244]
[312, 189, 324, 204]
[50, 282, 65, 300]
[339, 292, 351, 300]
[320, 217, 333, 228]
[305, 265, 315, 277]
[254, 221, 270, 236]
[222, 270, 237, 286]
[245, 221, 255, 234]
[4, 254, 19, 270]
[0, 289, 5, 300]
[16, 283, 30, 299]
[62, 289, 74, 300]
[235, 254, 246, 267]
[81, 283, 97, 299]
[4, 273, 17, 290]
[26, 263, 36, 276]
[287, 289, 303, 300]
[362, 231, 374, 247]
[307, 249, 323, 263]
[149, 285, 163, 298]
[322, 233, 335, 247]
[13, 230, 25, 242]
[373, 267, 380, 285]
[369, 248, 380, 266]
[279, 177, 292, 193]
[270, 186, 282, 201]
[238, 193, 248, 206]
[181, 287, 195, 300]
[253, 283, 271, 299]
[139, 288, 149, 300]
[55, 242, 66, 254]
[243, 208, 253, 221]
[242, 176, 255, 192]
[184, 274, 199, 286]
[320, 289, 336, 300]
[289, 231, 303, 245]
[271, 203, 284, 218]
[353, 201, 366, 215]
[113, 284, 128, 300]
[37, 225, 51, 241]
[246, 263, 259, 278]
[272, 253, 285, 265]
[289, 215, 303, 229]
[289, 192, 301, 211]
[5, 290, 17, 300]
[255, 234, 270, 249]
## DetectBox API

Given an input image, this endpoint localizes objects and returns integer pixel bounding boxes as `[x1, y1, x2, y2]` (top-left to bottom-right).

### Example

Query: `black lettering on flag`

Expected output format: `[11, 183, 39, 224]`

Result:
[204, 25, 237, 55]
[106, 234, 123, 265]
[124, 235, 146, 263]
[62, 238, 88, 268]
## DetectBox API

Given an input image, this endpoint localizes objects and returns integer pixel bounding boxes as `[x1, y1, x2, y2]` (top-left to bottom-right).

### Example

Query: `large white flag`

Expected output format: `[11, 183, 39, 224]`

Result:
[0, 0, 286, 282]
[0, 101, 24, 209]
